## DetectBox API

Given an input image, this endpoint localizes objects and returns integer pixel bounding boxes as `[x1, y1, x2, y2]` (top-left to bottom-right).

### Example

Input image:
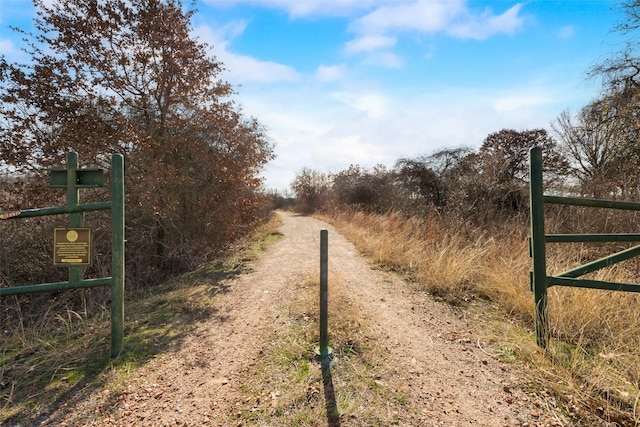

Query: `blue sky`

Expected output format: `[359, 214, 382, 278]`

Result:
[0, 0, 629, 191]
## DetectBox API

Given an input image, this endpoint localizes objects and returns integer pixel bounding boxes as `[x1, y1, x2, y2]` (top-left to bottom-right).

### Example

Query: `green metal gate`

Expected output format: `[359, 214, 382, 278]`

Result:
[529, 146, 640, 349]
[0, 152, 125, 358]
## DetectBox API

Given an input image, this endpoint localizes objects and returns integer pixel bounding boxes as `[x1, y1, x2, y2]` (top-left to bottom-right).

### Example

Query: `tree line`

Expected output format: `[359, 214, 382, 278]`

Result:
[290, 129, 568, 224]
[291, 1, 640, 224]
[0, 0, 274, 298]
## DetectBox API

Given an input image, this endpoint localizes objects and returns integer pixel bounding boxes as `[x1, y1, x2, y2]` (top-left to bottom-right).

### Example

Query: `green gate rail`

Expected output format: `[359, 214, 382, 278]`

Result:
[529, 146, 640, 349]
[0, 152, 125, 358]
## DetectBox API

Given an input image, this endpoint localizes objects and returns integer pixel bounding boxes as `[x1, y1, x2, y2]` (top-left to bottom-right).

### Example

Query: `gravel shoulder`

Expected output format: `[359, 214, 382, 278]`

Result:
[43, 211, 565, 426]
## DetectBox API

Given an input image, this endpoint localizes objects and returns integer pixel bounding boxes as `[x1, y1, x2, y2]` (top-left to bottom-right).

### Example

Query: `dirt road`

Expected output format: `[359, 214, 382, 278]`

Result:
[44, 211, 564, 426]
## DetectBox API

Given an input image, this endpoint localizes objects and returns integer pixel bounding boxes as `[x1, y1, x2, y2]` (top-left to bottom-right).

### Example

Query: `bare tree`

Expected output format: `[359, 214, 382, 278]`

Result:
[587, 1, 640, 199]
[552, 100, 622, 197]
[291, 168, 330, 214]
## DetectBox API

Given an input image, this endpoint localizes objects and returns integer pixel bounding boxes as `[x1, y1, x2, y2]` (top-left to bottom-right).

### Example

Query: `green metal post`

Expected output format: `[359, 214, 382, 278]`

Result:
[67, 151, 84, 283]
[0, 202, 111, 219]
[0, 152, 126, 359]
[320, 229, 329, 359]
[529, 147, 549, 349]
[0, 278, 112, 296]
[110, 154, 125, 358]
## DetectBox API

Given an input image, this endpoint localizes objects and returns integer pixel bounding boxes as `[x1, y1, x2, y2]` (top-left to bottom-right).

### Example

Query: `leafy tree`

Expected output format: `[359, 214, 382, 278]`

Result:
[330, 164, 396, 213]
[473, 129, 568, 213]
[394, 158, 445, 207]
[423, 147, 475, 181]
[331, 165, 370, 207]
[0, 0, 274, 282]
[394, 147, 476, 212]
[477, 129, 568, 186]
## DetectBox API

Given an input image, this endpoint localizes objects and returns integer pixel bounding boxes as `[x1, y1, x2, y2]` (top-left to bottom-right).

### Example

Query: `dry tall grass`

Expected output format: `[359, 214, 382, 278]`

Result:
[330, 210, 532, 317]
[329, 208, 640, 425]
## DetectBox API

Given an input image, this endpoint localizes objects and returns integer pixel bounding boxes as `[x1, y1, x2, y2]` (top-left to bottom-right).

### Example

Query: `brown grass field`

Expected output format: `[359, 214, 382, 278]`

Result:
[328, 208, 640, 425]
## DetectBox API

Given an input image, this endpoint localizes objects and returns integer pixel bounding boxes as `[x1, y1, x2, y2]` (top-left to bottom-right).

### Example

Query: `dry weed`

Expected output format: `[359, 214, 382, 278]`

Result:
[329, 208, 640, 425]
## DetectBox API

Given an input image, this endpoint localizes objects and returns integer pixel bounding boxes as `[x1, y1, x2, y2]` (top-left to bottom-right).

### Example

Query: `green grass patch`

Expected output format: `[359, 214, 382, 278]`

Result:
[227, 275, 417, 426]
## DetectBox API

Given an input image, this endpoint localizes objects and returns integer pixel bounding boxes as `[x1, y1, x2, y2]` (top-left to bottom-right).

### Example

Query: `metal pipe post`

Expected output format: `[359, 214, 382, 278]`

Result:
[110, 154, 125, 358]
[529, 147, 549, 349]
[320, 229, 329, 359]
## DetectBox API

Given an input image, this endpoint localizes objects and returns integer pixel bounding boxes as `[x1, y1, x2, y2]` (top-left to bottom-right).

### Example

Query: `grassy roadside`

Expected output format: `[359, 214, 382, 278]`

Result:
[325, 208, 640, 426]
[4, 207, 639, 425]
[0, 214, 284, 425]
[225, 271, 419, 426]
[1, 210, 444, 426]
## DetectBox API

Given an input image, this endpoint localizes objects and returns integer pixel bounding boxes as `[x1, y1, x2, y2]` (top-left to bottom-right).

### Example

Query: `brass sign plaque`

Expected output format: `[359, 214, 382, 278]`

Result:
[54, 228, 91, 266]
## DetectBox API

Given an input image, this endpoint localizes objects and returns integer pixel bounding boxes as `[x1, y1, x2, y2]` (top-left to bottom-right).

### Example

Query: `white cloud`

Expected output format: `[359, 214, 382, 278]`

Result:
[491, 92, 555, 114]
[203, 0, 525, 41]
[344, 34, 397, 54]
[222, 53, 301, 84]
[352, 0, 466, 35]
[201, 0, 376, 18]
[315, 64, 346, 82]
[333, 91, 389, 119]
[339, 1, 525, 68]
[350, 1, 524, 41]
[0, 39, 17, 57]
[216, 19, 249, 40]
[343, 35, 403, 68]
[193, 23, 301, 84]
[306, 134, 389, 167]
[368, 51, 404, 68]
[238, 79, 580, 191]
[448, 4, 523, 39]
[0, 36, 32, 64]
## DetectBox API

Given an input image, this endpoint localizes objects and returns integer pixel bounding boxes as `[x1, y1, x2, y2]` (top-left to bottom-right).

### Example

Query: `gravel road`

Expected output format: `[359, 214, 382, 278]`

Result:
[42, 211, 565, 426]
